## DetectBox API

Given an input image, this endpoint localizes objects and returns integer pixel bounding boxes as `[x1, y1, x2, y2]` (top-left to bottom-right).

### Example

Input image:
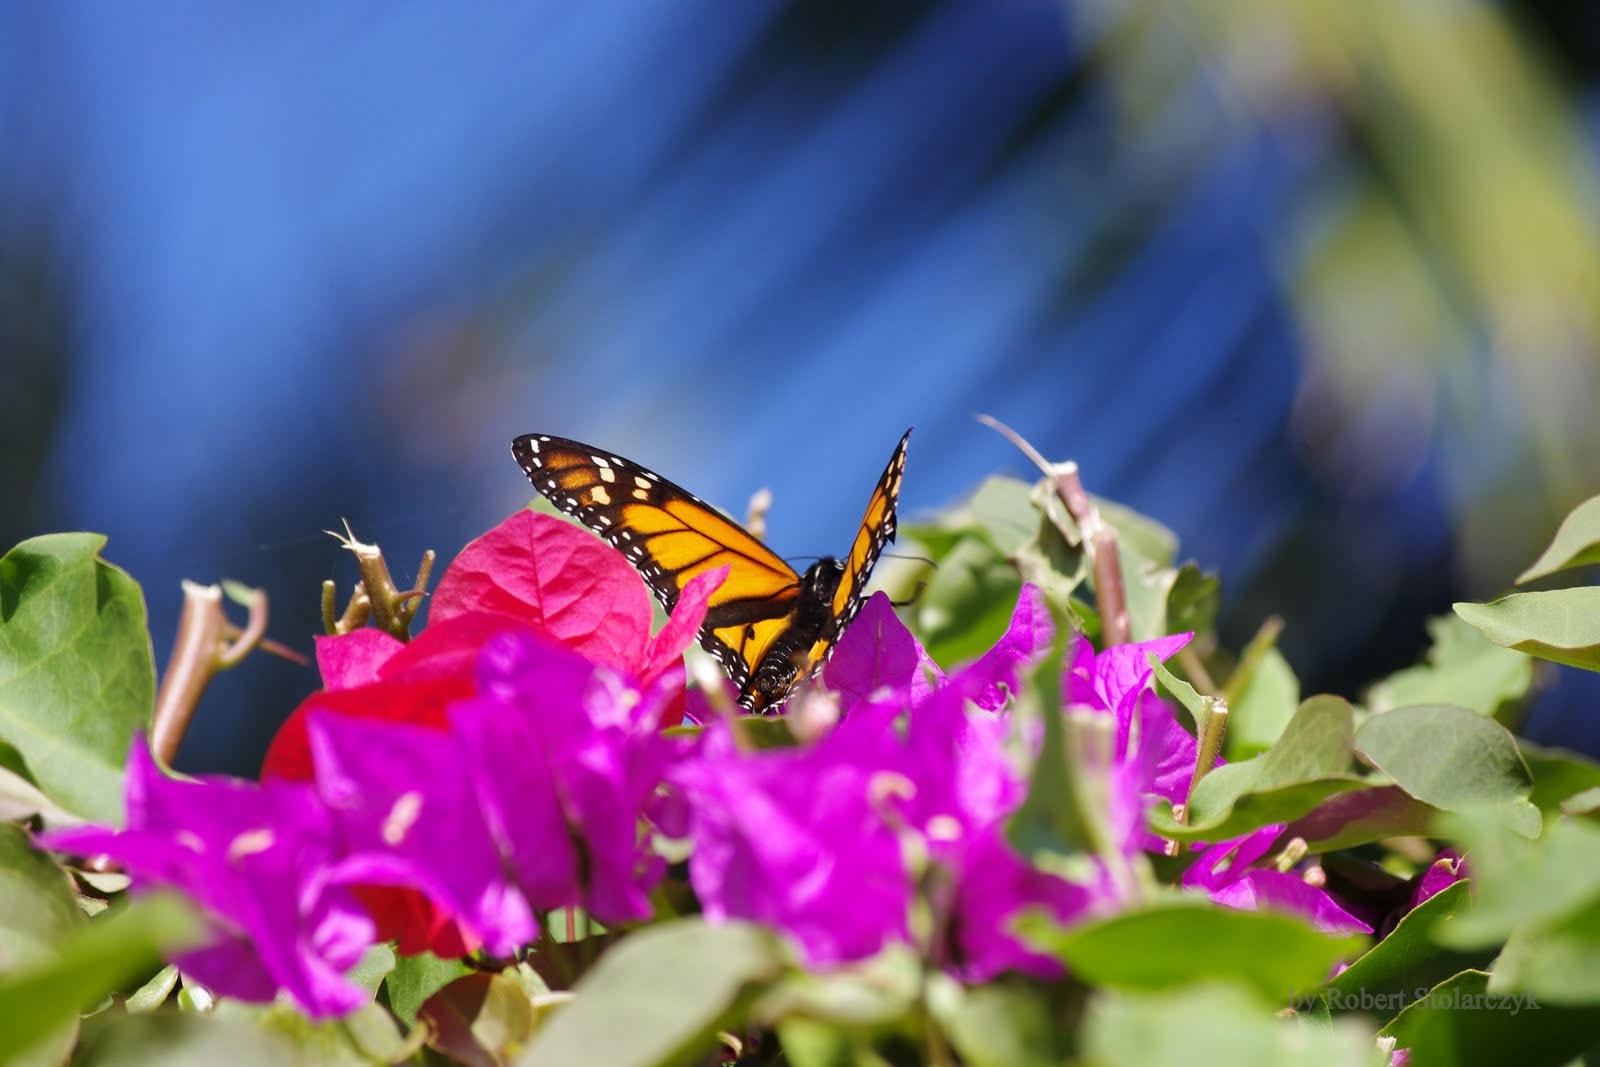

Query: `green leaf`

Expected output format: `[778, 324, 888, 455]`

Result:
[1517, 492, 1600, 584]
[0, 534, 155, 823]
[1225, 647, 1300, 759]
[1490, 895, 1600, 1003]
[0, 822, 86, 963]
[231, 1000, 405, 1067]
[1095, 497, 1179, 568]
[420, 971, 536, 1067]
[515, 920, 782, 1067]
[775, 1018, 855, 1067]
[754, 946, 919, 1028]
[74, 1014, 299, 1067]
[0, 893, 201, 1066]
[664, 714, 796, 751]
[1011, 509, 1087, 610]
[1118, 555, 1174, 648]
[0, 823, 89, 1066]
[933, 978, 1063, 1067]
[346, 942, 394, 997]
[1017, 897, 1365, 1002]
[966, 476, 1042, 556]
[1355, 704, 1539, 837]
[209, 997, 405, 1067]
[1453, 588, 1600, 673]
[385, 951, 473, 1027]
[1323, 883, 1492, 1023]
[1367, 615, 1533, 724]
[1149, 653, 1209, 737]
[1284, 785, 1437, 852]
[124, 964, 180, 1012]
[1241, 694, 1357, 784]
[1436, 815, 1600, 949]
[912, 537, 1025, 668]
[1519, 742, 1600, 816]
[1008, 704, 1124, 863]
[0, 763, 85, 828]
[1153, 695, 1366, 841]
[1381, 970, 1600, 1067]
[1083, 982, 1379, 1067]
[1164, 563, 1221, 640]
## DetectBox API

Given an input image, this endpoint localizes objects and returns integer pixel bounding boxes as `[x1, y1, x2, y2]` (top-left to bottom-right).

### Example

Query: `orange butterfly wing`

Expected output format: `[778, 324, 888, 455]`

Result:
[511, 434, 801, 691]
[511, 429, 911, 707]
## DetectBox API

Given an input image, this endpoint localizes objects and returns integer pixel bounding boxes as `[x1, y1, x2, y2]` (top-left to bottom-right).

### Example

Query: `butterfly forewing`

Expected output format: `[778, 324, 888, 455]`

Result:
[512, 433, 808, 690]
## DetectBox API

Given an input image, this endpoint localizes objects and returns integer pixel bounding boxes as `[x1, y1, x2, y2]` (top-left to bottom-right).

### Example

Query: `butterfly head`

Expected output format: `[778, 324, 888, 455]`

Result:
[800, 557, 846, 602]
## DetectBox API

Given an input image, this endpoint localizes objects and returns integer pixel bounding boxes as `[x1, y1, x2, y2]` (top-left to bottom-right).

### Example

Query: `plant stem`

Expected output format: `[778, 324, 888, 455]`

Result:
[1183, 699, 1230, 819]
[151, 582, 227, 766]
[1222, 615, 1283, 708]
[326, 522, 432, 640]
[978, 414, 1129, 647]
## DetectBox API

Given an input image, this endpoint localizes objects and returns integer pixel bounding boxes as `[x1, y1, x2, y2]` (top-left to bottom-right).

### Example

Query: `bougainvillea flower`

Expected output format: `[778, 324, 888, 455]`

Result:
[824, 593, 946, 710]
[428, 508, 656, 669]
[875, 671, 1024, 839]
[429, 509, 718, 690]
[670, 720, 916, 967]
[1062, 632, 1207, 850]
[40, 740, 374, 1018]
[261, 615, 514, 784]
[962, 583, 1056, 712]
[825, 584, 1053, 718]
[820, 585, 1151, 980]
[307, 713, 535, 957]
[263, 616, 545, 956]
[1407, 849, 1468, 910]
[1063, 632, 1192, 723]
[942, 821, 1102, 983]
[1182, 824, 1372, 934]
[449, 630, 683, 924]
[264, 513, 723, 781]
[259, 513, 721, 953]
[313, 628, 404, 690]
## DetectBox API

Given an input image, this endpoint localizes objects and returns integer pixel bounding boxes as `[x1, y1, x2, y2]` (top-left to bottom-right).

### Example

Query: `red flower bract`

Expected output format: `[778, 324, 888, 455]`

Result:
[260, 509, 719, 955]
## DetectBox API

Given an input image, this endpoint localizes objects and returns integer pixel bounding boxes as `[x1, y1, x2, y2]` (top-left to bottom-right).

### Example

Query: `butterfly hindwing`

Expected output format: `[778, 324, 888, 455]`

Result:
[830, 427, 911, 627]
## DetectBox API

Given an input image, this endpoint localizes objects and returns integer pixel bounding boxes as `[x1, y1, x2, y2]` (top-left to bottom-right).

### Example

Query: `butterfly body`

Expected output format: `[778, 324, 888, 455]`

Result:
[511, 429, 911, 712]
[740, 557, 845, 708]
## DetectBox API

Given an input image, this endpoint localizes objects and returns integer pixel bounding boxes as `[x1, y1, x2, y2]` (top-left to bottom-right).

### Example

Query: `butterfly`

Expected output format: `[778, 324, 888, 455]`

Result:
[511, 428, 912, 712]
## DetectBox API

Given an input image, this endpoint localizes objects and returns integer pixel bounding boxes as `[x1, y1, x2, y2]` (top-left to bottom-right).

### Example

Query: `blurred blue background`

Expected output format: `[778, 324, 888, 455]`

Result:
[4, 1, 1599, 774]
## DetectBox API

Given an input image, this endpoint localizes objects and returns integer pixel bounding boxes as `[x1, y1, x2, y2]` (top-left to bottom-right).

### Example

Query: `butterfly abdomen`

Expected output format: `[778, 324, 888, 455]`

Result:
[741, 558, 846, 711]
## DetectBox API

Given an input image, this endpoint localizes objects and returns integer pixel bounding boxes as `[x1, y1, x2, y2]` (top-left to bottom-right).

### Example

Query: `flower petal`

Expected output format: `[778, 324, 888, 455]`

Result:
[314, 630, 404, 690]
[824, 592, 943, 710]
[429, 510, 653, 668]
[963, 583, 1054, 711]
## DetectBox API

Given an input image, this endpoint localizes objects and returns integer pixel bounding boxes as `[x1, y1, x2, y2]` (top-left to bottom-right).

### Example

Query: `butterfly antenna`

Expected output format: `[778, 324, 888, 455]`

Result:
[889, 576, 930, 609]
